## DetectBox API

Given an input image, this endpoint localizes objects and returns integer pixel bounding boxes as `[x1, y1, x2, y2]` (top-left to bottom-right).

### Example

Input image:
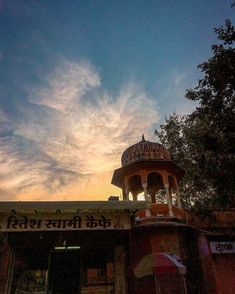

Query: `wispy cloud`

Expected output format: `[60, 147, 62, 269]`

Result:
[155, 68, 198, 119]
[0, 59, 159, 200]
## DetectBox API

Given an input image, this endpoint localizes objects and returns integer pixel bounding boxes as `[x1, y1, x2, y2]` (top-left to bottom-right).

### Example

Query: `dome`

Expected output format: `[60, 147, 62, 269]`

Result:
[121, 135, 171, 166]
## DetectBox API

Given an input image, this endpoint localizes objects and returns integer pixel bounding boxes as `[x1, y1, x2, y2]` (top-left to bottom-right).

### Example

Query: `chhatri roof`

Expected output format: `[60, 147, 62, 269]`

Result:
[112, 136, 185, 188]
[121, 135, 171, 166]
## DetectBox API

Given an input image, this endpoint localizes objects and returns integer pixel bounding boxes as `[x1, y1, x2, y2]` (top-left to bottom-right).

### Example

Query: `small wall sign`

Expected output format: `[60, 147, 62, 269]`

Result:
[210, 241, 235, 254]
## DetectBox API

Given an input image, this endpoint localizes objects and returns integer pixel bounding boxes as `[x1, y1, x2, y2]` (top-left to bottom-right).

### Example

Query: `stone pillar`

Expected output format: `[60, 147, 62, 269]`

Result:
[176, 188, 182, 208]
[165, 183, 174, 217]
[174, 179, 182, 208]
[140, 172, 148, 201]
[123, 180, 129, 201]
[142, 182, 148, 200]
[150, 193, 156, 203]
[132, 191, 138, 201]
[141, 172, 151, 216]
[114, 246, 126, 294]
[163, 173, 174, 217]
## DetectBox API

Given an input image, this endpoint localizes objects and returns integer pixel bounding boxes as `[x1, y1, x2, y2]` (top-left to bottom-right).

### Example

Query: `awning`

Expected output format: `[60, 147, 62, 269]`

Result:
[134, 253, 186, 278]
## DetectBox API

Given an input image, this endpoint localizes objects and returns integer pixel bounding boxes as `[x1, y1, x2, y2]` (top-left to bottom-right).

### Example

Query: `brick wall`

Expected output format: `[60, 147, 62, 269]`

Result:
[213, 255, 235, 294]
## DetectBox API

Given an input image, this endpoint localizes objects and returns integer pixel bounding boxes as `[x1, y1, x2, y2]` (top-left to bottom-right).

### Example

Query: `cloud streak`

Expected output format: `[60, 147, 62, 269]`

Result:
[154, 68, 198, 118]
[0, 59, 159, 200]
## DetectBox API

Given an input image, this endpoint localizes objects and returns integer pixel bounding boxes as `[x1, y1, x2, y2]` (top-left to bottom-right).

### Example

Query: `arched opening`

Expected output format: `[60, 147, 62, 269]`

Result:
[147, 172, 164, 203]
[129, 175, 143, 201]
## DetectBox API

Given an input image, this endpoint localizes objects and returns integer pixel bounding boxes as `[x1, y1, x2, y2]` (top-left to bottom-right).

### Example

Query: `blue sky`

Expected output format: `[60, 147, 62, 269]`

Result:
[0, 0, 234, 200]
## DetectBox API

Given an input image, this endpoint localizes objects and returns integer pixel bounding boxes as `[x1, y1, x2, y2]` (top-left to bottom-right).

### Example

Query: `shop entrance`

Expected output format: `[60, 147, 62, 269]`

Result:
[49, 249, 81, 294]
[8, 230, 127, 294]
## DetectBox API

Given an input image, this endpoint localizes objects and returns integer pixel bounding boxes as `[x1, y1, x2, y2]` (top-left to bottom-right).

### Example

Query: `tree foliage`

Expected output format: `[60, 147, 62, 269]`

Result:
[156, 20, 235, 209]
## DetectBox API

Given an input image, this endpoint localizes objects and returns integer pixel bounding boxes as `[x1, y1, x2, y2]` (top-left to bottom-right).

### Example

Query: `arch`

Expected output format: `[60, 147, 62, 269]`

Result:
[147, 172, 164, 203]
[128, 174, 143, 201]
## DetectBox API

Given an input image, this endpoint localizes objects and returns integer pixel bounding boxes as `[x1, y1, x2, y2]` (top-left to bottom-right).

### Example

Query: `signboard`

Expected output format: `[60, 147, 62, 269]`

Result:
[0, 213, 131, 232]
[210, 241, 235, 254]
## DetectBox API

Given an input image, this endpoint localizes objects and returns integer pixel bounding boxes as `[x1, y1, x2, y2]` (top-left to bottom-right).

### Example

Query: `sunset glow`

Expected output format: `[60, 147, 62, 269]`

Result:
[0, 1, 234, 200]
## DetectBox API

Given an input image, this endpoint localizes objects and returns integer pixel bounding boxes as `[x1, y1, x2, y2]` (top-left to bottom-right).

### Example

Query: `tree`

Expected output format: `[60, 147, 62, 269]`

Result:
[156, 20, 235, 209]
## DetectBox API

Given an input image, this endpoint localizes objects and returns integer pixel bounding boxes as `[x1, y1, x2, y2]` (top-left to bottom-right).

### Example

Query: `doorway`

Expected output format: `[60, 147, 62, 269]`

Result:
[49, 250, 81, 294]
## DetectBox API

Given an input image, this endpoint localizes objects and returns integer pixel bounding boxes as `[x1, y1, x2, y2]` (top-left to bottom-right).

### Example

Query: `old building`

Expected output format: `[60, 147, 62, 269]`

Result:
[0, 136, 235, 294]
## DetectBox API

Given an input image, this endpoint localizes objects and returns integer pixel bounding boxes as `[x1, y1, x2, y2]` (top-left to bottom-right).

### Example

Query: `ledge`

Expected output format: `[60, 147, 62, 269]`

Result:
[0, 200, 149, 214]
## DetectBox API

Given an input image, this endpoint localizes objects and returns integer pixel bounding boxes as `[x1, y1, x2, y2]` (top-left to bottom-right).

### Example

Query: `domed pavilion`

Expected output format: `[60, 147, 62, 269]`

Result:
[112, 135, 185, 216]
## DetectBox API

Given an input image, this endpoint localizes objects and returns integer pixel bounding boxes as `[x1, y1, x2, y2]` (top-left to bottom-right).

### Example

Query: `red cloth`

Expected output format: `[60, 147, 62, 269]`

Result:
[153, 253, 178, 274]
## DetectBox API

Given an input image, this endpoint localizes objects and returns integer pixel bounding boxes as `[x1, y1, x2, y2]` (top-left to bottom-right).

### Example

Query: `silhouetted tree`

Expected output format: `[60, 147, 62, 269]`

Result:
[156, 20, 235, 209]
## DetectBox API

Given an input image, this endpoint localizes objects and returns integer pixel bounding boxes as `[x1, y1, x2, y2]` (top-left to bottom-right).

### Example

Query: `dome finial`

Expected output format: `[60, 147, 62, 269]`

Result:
[141, 134, 146, 141]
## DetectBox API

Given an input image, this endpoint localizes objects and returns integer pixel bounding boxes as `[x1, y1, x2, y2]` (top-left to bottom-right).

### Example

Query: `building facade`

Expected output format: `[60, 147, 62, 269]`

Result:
[0, 137, 235, 294]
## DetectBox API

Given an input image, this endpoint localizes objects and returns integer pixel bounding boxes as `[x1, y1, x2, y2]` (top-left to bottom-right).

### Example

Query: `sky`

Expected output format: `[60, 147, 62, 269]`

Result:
[0, 0, 234, 201]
